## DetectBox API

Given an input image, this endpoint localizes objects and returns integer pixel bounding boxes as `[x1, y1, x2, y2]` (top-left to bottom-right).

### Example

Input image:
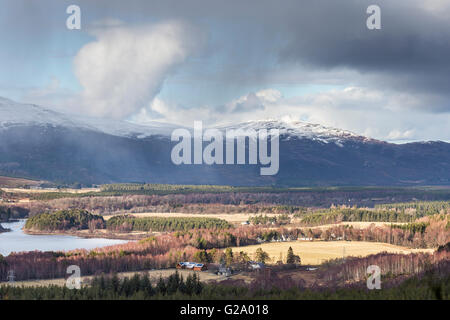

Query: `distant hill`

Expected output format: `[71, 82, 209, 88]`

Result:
[0, 176, 42, 188]
[1, 97, 449, 186]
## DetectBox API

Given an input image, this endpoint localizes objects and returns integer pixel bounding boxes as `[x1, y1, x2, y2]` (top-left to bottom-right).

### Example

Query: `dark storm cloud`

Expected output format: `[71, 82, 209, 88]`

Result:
[277, 0, 450, 104]
[3, 0, 450, 113]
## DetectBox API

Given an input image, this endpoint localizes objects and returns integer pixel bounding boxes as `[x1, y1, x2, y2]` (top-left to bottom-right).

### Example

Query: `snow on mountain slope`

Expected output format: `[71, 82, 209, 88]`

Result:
[0, 97, 175, 138]
[216, 120, 376, 145]
[0, 97, 375, 143]
[0, 97, 78, 128]
[73, 115, 176, 138]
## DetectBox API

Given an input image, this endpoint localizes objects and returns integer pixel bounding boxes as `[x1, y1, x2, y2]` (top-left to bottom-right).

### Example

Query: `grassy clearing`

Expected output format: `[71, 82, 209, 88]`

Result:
[103, 212, 280, 224]
[309, 221, 407, 230]
[1, 269, 224, 288]
[1, 187, 100, 194]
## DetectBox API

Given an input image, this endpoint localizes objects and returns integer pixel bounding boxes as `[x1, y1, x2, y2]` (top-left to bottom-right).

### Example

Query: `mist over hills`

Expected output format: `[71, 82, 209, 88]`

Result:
[0, 97, 449, 186]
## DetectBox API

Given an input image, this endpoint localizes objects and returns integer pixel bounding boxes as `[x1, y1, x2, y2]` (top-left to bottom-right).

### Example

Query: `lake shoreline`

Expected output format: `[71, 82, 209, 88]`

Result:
[0, 219, 18, 233]
[0, 220, 129, 256]
[0, 226, 10, 233]
[23, 228, 148, 241]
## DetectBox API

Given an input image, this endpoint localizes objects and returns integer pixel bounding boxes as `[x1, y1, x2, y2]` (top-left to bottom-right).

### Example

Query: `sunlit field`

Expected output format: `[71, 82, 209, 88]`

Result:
[229, 241, 435, 265]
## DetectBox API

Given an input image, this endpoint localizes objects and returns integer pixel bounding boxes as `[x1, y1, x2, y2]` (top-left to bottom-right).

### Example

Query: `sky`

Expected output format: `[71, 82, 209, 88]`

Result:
[0, 0, 449, 142]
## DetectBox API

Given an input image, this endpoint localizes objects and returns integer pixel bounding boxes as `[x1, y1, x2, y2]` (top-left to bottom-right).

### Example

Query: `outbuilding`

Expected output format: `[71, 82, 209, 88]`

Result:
[176, 262, 208, 271]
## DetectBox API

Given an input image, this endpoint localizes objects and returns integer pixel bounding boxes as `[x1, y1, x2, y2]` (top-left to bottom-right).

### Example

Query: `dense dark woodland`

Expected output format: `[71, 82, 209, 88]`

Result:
[106, 215, 232, 232]
[28, 184, 450, 203]
[0, 259, 448, 300]
[24, 209, 105, 232]
[23, 209, 232, 232]
[0, 205, 26, 232]
[0, 205, 28, 222]
[299, 202, 450, 225]
[8, 186, 450, 219]
[376, 201, 450, 215]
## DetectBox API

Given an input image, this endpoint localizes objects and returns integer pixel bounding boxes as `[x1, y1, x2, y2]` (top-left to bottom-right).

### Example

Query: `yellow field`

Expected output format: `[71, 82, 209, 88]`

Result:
[1, 268, 224, 288]
[310, 221, 406, 230]
[103, 212, 279, 224]
[229, 241, 434, 265]
[0, 187, 101, 194]
[104, 213, 407, 228]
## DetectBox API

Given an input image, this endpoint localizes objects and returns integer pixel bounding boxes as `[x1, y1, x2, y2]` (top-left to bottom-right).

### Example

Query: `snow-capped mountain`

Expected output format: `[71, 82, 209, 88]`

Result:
[0, 96, 449, 186]
[0, 97, 375, 144]
[216, 119, 376, 145]
[0, 97, 176, 138]
[0, 97, 78, 128]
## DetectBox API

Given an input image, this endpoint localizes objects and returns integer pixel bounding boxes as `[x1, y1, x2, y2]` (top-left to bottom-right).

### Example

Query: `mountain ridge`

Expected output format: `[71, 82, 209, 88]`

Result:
[0, 97, 449, 186]
[0, 97, 398, 144]
[2, 97, 447, 145]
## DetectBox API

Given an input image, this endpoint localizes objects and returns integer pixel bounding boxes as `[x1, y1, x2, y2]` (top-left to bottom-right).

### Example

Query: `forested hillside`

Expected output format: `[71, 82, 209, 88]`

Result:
[300, 203, 450, 226]
[0, 264, 448, 300]
[24, 209, 105, 232]
[106, 215, 232, 232]
[0, 205, 28, 222]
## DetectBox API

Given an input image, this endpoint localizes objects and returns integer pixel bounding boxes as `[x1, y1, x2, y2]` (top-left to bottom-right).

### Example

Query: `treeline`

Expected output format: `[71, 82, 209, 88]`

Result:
[316, 214, 449, 248]
[101, 183, 241, 194]
[0, 224, 7, 233]
[0, 205, 29, 222]
[28, 184, 281, 200]
[0, 206, 10, 222]
[106, 215, 232, 232]
[22, 195, 313, 217]
[249, 214, 291, 225]
[300, 208, 415, 225]
[24, 209, 105, 232]
[99, 184, 450, 198]
[25, 186, 450, 207]
[29, 192, 94, 201]
[376, 201, 450, 217]
[1, 266, 448, 300]
[0, 272, 202, 300]
[320, 245, 449, 284]
[101, 184, 406, 195]
[390, 222, 428, 234]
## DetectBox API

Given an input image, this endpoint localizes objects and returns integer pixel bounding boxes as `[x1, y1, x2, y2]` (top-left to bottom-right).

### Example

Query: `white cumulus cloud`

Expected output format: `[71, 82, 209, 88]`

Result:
[132, 86, 450, 143]
[73, 20, 203, 119]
